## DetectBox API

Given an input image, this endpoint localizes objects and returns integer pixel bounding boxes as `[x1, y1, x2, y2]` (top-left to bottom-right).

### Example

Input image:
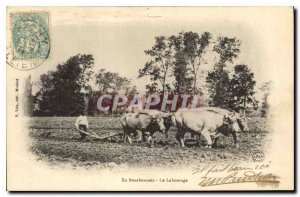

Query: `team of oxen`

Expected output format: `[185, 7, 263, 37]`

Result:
[121, 107, 249, 148]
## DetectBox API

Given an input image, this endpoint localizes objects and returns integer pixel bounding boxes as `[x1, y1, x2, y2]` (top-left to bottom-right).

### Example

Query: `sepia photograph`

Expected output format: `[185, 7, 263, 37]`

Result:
[6, 6, 294, 191]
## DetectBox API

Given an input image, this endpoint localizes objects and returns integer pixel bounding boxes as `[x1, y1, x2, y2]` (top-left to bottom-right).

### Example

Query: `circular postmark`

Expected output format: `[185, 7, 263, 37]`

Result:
[7, 12, 50, 70]
[252, 150, 265, 162]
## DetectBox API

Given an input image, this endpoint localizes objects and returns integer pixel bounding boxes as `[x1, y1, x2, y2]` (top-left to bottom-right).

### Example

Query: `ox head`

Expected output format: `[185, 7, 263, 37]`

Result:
[150, 114, 166, 134]
[223, 113, 249, 132]
[161, 112, 176, 127]
[160, 112, 176, 138]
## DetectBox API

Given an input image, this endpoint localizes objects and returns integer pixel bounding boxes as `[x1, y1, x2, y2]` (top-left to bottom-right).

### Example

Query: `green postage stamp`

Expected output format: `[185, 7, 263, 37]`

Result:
[7, 12, 50, 70]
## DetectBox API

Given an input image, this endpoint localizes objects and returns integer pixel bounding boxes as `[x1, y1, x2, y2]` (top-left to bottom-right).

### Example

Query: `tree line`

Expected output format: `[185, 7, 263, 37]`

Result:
[27, 54, 136, 116]
[139, 32, 257, 112]
[23, 31, 271, 117]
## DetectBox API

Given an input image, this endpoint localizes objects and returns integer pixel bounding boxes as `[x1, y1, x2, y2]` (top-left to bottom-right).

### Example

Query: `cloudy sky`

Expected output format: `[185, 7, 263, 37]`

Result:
[19, 7, 292, 97]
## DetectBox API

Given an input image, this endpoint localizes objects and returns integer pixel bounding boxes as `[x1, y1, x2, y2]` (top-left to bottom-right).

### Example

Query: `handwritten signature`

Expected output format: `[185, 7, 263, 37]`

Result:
[192, 163, 280, 187]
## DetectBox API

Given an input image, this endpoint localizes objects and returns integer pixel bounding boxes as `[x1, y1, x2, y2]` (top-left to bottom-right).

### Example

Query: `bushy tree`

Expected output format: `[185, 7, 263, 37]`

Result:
[170, 33, 193, 94]
[95, 68, 131, 92]
[34, 54, 94, 116]
[170, 31, 212, 94]
[206, 66, 231, 107]
[228, 64, 256, 113]
[139, 36, 174, 94]
[139, 32, 212, 95]
[89, 69, 137, 116]
[213, 36, 241, 66]
[206, 36, 241, 107]
[23, 75, 34, 116]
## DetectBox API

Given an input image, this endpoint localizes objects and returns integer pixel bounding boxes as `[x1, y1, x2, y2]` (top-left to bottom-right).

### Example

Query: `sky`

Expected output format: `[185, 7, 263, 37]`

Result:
[25, 7, 283, 99]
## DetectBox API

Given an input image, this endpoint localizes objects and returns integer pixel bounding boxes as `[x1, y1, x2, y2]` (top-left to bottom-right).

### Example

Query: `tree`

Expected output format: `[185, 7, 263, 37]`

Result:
[170, 31, 212, 94]
[34, 54, 94, 116]
[145, 82, 160, 94]
[95, 68, 131, 92]
[183, 31, 212, 94]
[22, 75, 34, 116]
[260, 81, 272, 117]
[213, 36, 241, 67]
[229, 65, 256, 114]
[93, 69, 136, 116]
[172, 51, 193, 94]
[139, 36, 174, 94]
[34, 71, 56, 116]
[206, 36, 241, 107]
[206, 67, 231, 107]
[169, 32, 193, 94]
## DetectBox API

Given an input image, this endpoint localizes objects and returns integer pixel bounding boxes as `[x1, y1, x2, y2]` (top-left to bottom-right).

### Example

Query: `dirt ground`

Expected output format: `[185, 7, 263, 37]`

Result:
[29, 116, 271, 169]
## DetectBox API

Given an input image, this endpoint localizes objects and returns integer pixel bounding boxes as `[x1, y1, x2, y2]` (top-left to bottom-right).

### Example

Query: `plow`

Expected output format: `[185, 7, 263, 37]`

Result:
[77, 128, 123, 141]
[30, 127, 124, 141]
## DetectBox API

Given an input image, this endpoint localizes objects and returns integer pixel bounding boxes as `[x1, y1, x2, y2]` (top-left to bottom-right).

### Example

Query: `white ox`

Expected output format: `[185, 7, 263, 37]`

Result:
[175, 107, 249, 148]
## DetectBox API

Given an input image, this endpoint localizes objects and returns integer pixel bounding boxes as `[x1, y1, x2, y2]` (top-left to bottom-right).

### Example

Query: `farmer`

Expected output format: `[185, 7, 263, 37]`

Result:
[75, 112, 89, 140]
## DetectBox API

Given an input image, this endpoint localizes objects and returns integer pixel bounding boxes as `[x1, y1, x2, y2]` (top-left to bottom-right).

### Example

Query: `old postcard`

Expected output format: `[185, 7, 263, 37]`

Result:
[6, 7, 294, 191]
